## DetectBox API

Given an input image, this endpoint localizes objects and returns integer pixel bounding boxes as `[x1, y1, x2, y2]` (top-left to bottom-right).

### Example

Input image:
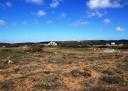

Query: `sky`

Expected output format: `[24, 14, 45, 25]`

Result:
[0, 0, 128, 42]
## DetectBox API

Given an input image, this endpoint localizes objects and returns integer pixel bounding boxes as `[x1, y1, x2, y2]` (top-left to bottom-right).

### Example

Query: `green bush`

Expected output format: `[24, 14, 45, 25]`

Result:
[0, 80, 14, 91]
[118, 59, 128, 71]
[25, 45, 43, 53]
[36, 74, 62, 89]
[0, 48, 26, 69]
[71, 69, 91, 77]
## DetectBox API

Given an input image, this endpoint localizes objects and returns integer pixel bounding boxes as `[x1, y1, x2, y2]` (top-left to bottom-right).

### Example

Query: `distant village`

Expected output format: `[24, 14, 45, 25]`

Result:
[0, 40, 128, 48]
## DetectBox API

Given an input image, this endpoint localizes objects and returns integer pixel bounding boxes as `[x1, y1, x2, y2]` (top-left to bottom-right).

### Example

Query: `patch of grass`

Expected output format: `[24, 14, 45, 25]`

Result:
[101, 74, 121, 84]
[0, 61, 8, 69]
[117, 59, 128, 71]
[101, 69, 124, 85]
[71, 69, 91, 77]
[0, 48, 27, 69]
[36, 74, 62, 89]
[25, 45, 43, 53]
[85, 85, 118, 91]
[0, 80, 14, 91]
[48, 54, 65, 64]
[0, 48, 14, 58]
[0, 48, 25, 59]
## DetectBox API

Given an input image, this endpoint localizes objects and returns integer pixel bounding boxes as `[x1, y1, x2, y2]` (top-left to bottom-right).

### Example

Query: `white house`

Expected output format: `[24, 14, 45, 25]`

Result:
[48, 41, 57, 46]
[2, 46, 6, 48]
[111, 42, 116, 45]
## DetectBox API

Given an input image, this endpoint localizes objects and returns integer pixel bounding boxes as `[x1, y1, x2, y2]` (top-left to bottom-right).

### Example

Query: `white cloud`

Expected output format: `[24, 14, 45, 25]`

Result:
[71, 20, 88, 27]
[87, 10, 105, 18]
[0, 19, 7, 27]
[6, 2, 12, 7]
[103, 18, 111, 24]
[26, 0, 43, 5]
[37, 10, 47, 17]
[50, 0, 62, 8]
[116, 26, 124, 32]
[87, 0, 121, 9]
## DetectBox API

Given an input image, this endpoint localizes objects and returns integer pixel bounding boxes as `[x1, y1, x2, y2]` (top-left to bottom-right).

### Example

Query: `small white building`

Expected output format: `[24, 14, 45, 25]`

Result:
[48, 41, 57, 46]
[111, 42, 116, 45]
[2, 46, 6, 48]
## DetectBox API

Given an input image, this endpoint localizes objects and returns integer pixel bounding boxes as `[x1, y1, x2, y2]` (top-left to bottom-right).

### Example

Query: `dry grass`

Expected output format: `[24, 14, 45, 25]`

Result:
[0, 46, 127, 91]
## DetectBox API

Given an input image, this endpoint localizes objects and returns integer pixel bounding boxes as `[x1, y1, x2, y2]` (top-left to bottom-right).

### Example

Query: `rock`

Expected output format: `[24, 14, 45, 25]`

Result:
[8, 60, 14, 64]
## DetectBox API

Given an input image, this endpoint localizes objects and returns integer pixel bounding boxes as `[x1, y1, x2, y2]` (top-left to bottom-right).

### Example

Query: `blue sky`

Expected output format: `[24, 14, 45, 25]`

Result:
[0, 0, 128, 42]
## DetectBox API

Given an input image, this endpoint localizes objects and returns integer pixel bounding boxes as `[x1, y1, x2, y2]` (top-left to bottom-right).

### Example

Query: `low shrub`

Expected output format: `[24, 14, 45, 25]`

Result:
[25, 45, 43, 53]
[118, 59, 128, 71]
[0, 80, 14, 91]
[36, 74, 62, 89]
[71, 69, 91, 77]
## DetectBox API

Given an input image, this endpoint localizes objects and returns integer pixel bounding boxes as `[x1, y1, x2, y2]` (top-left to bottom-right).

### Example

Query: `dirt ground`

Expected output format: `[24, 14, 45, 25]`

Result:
[0, 46, 128, 91]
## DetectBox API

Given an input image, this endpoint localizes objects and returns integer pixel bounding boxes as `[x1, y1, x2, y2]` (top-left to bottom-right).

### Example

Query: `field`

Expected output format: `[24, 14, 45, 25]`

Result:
[0, 46, 128, 91]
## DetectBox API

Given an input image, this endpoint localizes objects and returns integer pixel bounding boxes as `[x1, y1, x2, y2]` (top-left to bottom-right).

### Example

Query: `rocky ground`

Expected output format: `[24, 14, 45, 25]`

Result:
[0, 46, 128, 91]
